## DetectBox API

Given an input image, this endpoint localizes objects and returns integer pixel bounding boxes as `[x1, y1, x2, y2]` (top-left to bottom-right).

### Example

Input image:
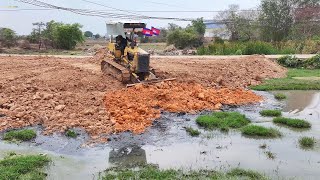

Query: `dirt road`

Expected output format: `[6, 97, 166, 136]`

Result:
[0, 55, 285, 140]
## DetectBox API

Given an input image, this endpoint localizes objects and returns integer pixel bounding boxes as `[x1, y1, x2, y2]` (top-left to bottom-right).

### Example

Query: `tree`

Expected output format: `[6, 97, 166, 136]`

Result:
[167, 29, 198, 49]
[54, 23, 84, 50]
[293, 5, 320, 39]
[84, 31, 93, 37]
[218, 5, 260, 41]
[259, 0, 294, 42]
[168, 23, 181, 31]
[191, 18, 206, 36]
[0, 28, 16, 48]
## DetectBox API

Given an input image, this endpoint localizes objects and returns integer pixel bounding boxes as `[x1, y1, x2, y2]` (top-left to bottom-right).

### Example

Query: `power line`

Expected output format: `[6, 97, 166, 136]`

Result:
[79, 0, 143, 16]
[13, 0, 195, 21]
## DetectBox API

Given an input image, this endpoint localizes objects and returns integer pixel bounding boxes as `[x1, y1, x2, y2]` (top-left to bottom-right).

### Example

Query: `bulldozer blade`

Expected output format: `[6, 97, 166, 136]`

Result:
[126, 78, 176, 88]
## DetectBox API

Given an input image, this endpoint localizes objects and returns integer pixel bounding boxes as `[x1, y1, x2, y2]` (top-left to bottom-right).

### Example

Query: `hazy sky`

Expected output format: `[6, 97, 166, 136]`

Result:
[0, 0, 260, 35]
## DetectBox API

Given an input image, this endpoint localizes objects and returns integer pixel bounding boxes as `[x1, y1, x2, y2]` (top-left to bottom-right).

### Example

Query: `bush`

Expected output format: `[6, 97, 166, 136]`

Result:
[260, 110, 282, 117]
[304, 54, 320, 69]
[273, 117, 311, 128]
[167, 29, 199, 49]
[241, 125, 281, 138]
[277, 55, 304, 68]
[242, 41, 276, 55]
[196, 112, 250, 130]
[0, 28, 16, 48]
[3, 129, 36, 142]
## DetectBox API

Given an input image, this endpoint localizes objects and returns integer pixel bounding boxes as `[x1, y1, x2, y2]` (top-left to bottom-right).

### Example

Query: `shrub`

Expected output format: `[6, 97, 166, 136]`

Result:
[241, 125, 281, 138]
[299, 137, 316, 149]
[304, 54, 320, 69]
[273, 117, 311, 128]
[196, 112, 250, 130]
[3, 129, 36, 142]
[242, 41, 276, 55]
[277, 55, 304, 68]
[260, 110, 282, 117]
[167, 29, 199, 49]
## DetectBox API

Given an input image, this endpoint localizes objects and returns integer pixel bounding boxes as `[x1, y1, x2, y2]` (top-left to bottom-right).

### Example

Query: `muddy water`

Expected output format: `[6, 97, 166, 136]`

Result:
[0, 91, 319, 180]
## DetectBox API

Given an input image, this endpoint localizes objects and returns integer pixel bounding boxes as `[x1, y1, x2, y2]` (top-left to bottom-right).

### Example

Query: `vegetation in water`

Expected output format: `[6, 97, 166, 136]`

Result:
[241, 125, 281, 138]
[101, 165, 269, 180]
[273, 117, 311, 128]
[3, 129, 36, 142]
[196, 112, 250, 131]
[185, 127, 201, 137]
[0, 154, 50, 180]
[260, 110, 282, 117]
[299, 137, 316, 149]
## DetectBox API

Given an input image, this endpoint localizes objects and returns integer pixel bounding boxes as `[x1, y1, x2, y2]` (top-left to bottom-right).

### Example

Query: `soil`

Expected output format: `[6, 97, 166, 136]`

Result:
[151, 55, 287, 88]
[0, 54, 285, 140]
[105, 81, 262, 134]
[0, 56, 122, 141]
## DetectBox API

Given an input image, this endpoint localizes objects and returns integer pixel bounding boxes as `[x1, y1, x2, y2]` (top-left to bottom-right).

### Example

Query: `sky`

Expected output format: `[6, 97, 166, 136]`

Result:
[0, 0, 260, 35]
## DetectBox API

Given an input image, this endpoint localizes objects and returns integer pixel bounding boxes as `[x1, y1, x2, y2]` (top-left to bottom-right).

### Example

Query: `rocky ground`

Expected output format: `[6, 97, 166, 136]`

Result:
[0, 54, 286, 141]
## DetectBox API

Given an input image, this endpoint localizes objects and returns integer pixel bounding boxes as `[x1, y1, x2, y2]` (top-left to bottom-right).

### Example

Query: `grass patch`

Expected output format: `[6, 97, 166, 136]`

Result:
[251, 69, 320, 91]
[227, 168, 268, 179]
[3, 129, 36, 142]
[0, 154, 50, 180]
[265, 151, 276, 159]
[241, 125, 281, 138]
[196, 112, 250, 131]
[273, 117, 311, 128]
[274, 93, 287, 100]
[260, 110, 282, 117]
[299, 137, 316, 149]
[65, 129, 77, 138]
[185, 127, 200, 137]
[101, 165, 269, 180]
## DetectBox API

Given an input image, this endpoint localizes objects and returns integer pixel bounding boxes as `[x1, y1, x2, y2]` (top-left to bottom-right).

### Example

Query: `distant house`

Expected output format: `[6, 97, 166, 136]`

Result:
[204, 21, 230, 41]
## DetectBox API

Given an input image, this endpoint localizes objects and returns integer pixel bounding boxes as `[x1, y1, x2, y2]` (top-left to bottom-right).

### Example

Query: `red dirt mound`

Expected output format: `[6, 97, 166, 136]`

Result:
[105, 81, 263, 134]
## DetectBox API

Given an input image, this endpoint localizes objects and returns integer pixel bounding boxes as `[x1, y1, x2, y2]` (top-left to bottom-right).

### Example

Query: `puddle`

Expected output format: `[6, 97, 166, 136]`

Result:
[0, 90, 320, 179]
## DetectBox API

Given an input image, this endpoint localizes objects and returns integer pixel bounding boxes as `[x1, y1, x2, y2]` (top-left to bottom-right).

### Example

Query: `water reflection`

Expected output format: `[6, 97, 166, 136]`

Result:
[109, 146, 147, 168]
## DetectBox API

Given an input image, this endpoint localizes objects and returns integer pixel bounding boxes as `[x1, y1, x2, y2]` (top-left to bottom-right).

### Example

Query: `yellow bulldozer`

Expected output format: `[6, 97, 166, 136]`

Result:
[101, 22, 174, 86]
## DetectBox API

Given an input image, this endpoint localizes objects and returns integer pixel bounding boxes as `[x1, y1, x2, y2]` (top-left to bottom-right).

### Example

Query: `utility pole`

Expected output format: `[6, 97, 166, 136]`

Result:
[32, 22, 45, 49]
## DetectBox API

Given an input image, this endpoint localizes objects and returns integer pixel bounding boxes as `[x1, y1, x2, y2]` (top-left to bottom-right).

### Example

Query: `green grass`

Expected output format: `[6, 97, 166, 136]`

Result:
[196, 112, 250, 131]
[260, 110, 282, 117]
[226, 168, 268, 179]
[273, 117, 311, 128]
[185, 127, 200, 137]
[0, 154, 50, 180]
[101, 165, 269, 180]
[299, 137, 316, 149]
[274, 93, 287, 100]
[251, 69, 320, 91]
[3, 129, 36, 142]
[241, 125, 281, 138]
[65, 130, 77, 138]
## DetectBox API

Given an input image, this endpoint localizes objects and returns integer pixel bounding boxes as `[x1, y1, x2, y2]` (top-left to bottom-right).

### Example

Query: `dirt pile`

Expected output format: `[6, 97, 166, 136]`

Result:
[151, 55, 287, 88]
[105, 81, 262, 134]
[0, 56, 122, 140]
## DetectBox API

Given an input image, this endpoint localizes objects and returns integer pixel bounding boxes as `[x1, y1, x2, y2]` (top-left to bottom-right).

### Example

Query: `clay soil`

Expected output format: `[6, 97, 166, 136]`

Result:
[0, 55, 286, 139]
[151, 55, 287, 88]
